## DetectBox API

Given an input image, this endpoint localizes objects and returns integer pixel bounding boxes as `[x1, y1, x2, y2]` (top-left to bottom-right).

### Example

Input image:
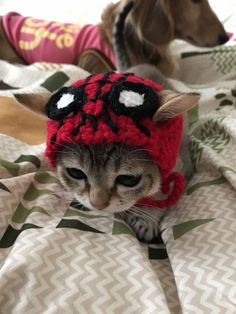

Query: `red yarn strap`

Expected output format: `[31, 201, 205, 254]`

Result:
[137, 172, 185, 209]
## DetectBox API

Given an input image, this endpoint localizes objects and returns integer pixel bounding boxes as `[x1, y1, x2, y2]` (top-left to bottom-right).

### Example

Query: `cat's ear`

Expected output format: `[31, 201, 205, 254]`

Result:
[153, 90, 200, 123]
[15, 86, 81, 120]
[14, 92, 51, 117]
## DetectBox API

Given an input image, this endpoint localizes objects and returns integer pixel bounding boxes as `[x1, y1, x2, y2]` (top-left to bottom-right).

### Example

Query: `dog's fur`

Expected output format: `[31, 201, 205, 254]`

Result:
[100, 0, 228, 75]
[0, 0, 228, 76]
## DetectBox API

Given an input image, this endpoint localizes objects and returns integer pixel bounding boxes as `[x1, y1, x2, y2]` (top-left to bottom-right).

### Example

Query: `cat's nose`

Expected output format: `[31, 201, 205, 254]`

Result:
[90, 200, 108, 210]
[90, 188, 110, 210]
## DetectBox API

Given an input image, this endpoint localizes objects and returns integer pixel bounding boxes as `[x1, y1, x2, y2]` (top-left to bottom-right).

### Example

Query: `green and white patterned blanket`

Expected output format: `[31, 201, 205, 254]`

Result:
[0, 43, 236, 313]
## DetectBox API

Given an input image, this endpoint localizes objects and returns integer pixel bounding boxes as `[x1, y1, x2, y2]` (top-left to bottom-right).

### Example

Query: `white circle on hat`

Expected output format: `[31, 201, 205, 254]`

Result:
[119, 90, 145, 108]
[57, 93, 75, 109]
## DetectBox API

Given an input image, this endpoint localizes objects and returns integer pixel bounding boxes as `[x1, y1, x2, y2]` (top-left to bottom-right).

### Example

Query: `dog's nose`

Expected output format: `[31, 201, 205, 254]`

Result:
[218, 33, 229, 45]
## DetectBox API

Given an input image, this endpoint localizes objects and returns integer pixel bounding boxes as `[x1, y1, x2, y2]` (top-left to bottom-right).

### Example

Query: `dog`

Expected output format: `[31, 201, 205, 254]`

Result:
[101, 0, 229, 75]
[0, 0, 228, 76]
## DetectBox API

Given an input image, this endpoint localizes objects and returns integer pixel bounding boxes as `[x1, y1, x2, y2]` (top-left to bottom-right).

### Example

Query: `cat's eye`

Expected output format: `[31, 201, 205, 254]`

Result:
[116, 175, 142, 187]
[66, 168, 87, 180]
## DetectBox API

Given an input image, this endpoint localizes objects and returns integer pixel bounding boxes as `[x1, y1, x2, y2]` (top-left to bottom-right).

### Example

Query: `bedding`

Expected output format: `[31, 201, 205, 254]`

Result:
[0, 42, 236, 314]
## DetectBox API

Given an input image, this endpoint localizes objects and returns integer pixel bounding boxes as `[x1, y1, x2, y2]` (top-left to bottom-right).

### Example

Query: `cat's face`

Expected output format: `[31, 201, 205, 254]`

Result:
[56, 142, 161, 213]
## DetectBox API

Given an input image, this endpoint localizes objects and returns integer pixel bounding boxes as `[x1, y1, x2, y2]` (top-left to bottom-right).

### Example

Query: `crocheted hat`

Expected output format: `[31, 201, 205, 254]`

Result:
[45, 71, 185, 208]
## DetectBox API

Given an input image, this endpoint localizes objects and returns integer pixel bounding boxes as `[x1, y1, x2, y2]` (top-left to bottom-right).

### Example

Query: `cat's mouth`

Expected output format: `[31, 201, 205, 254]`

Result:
[73, 195, 137, 214]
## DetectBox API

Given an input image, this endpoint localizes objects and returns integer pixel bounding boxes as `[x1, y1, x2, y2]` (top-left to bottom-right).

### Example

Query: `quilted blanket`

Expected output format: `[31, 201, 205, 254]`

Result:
[0, 42, 236, 313]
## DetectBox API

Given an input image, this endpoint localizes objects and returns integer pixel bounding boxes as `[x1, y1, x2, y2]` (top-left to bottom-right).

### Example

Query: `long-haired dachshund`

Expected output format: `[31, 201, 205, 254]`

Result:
[0, 0, 228, 76]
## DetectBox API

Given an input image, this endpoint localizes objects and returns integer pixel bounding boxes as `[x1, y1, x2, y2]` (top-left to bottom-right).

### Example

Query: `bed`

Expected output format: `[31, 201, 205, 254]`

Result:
[0, 3, 236, 313]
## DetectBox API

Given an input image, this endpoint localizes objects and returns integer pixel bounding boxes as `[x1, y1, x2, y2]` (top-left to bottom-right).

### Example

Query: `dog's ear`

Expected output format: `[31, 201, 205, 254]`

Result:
[131, 0, 174, 46]
[14, 92, 51, 117]
[153, 90, 200, 123]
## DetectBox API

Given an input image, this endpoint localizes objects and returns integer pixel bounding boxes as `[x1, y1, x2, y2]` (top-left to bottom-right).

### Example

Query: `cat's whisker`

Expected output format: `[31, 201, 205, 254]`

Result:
[118, 200, 159, 221]
[129, 209, 160, 234]
[127, 208, 154, 221]
[52, 143, 83, 159]
[49, 194, 74, 202]
[134, 210, 160, 233]
[56, 137, 89, 153]
[130, 206, 160, 221]
[125, 159, 153, 162]
[120, 131, 129, 150]
[126, 148, 152, 154]
[121, 148, 152, 161]
[131, 205, 158, 217]
[51, 149, 79, 155]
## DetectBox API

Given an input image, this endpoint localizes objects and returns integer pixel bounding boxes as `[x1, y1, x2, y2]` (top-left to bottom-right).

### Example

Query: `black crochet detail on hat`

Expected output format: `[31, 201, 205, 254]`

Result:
[47, 72, 159, 138]
[46, 86, 86, 120]
[110, 81, 160, 118]
[50, 133, 57, 144]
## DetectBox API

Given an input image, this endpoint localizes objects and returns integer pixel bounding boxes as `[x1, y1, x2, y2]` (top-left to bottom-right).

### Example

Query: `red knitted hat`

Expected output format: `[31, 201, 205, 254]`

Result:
[45, 72, 185, 208]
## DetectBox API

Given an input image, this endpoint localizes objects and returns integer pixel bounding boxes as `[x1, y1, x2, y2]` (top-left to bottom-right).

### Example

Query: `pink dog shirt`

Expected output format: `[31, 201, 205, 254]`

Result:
[2, 12, 115, 66]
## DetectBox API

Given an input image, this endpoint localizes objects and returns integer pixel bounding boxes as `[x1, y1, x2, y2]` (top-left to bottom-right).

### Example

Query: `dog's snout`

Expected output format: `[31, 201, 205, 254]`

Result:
[218, 33, 229, 45]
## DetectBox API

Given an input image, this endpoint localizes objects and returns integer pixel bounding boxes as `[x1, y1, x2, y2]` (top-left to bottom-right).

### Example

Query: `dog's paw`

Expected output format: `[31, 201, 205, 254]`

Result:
[125, 213, 158, 242]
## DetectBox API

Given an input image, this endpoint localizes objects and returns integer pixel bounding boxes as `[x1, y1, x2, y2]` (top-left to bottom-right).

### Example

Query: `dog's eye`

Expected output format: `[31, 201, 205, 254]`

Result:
[116, 175, 142, 187]
[66, 168, 87, 180]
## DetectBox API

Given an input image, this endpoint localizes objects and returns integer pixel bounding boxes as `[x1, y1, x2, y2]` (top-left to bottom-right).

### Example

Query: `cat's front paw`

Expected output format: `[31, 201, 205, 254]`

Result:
[125, 214, 158, 242]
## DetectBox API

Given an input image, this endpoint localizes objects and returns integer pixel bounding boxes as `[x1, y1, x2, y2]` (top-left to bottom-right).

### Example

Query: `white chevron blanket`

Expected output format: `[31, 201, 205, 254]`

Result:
[0, 42, 236, 313]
